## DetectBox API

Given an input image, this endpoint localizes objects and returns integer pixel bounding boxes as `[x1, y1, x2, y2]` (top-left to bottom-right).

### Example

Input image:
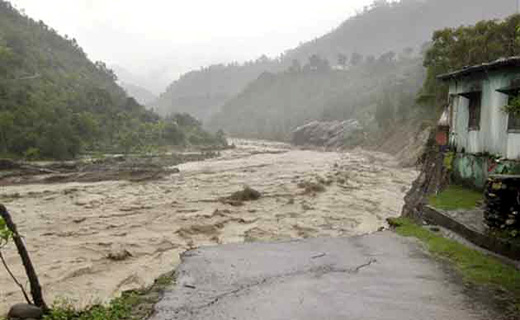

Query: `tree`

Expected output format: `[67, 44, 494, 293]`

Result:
[366, 55, 376, 64]
[0, 111, 14, 153]
[350, 52, 363, 66]
[378, 51, 396, 64]
[420, 14, 520, 108]
[337, 53, 348, 67]
[307, 54, 331, 72]
[289, 59, 302, 73]
[308, 54, 321, 70]
[0, 205, 48, 312]
[399, 47, 414, 60]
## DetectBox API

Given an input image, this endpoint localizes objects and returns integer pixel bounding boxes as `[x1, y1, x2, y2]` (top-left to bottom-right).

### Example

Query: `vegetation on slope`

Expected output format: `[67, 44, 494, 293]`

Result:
[151, 57, 283, 122]
[210, 11, 520, 143]
[421, 14, 520, 108]
[0, 1, 225, 160]
[208, 52, 426, 141]
[119, 82, 157, 106]
[390, 217, 520, 316]
[286, 0, 514, 65]
[154, 0, 515, 129]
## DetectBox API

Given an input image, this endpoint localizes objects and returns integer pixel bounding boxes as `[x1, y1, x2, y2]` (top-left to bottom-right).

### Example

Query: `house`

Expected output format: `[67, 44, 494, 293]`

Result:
[438, 57, 520, 188]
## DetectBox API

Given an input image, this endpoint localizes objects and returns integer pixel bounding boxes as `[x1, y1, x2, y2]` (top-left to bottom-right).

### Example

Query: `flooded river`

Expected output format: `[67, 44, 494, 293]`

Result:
[0, 139, 417, 312]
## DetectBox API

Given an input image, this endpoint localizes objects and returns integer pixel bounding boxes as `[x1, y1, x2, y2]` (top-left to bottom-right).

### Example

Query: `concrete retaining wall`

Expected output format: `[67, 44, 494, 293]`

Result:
[423, 206, 520, 261]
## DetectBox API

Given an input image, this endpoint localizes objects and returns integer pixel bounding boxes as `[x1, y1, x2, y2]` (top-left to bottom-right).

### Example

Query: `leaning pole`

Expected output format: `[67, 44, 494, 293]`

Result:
[0, 204, 48, 312]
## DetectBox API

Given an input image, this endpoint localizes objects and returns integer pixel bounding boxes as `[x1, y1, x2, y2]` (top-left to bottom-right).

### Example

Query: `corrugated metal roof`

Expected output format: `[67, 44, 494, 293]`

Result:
[438, 56, 520, 80]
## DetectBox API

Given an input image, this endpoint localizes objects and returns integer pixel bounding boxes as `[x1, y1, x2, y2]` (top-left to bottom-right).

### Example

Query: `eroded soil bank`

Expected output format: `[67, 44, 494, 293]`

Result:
[0, 139, 417, 313]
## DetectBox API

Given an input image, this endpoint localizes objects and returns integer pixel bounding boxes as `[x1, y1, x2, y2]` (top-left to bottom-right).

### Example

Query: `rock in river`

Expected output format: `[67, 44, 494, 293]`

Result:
[292, 120, 363, 148]
[7, 303, 43, 319]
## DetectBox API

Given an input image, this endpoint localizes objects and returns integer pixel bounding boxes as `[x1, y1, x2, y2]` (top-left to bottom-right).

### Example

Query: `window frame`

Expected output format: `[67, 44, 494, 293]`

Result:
[506, 94, 520, 133]
[465, 91, 482, 131]
[496, 85, 520, 133]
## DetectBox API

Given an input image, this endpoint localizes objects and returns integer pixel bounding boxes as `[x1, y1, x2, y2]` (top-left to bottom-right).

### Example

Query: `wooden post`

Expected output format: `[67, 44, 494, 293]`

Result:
[0, 204, 48, 312]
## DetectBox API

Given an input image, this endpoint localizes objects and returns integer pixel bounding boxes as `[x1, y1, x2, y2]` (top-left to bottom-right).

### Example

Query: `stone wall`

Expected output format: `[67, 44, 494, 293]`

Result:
[401, 131, 450, 220]
[484, 175, 520, 236]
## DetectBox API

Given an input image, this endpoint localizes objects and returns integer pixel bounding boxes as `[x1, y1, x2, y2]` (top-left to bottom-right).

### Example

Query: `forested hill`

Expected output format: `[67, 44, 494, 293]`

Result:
[120, 82, 157, 105]
[152, 57, 283, 122]
[152, 0, 515, 124]
[0, 1, 224, 159]
[286, 0, 515, 63]
[207, 53, 425, 141]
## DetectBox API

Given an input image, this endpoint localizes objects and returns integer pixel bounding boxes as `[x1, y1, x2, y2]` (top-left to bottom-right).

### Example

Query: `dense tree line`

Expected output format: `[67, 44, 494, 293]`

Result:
[286, 0, 515, 65]
[0, 1, 225, 160]
[151, 56, 284, 123]
[208, 51, 426, 141]
[155, 0, 515, 138]
[421, 14, 520, 108]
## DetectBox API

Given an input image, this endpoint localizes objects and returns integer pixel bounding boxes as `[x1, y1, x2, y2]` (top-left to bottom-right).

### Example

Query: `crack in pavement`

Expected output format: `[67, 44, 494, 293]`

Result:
[169, 258, 377, 317]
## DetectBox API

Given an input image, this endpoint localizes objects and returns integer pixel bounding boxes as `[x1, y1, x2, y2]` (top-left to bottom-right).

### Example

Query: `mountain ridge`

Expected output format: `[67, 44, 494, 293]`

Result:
[153, 0, 516, 126]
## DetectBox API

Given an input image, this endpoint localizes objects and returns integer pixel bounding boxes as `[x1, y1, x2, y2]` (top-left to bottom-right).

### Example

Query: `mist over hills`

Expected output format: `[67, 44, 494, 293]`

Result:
[0, 1, 224, 159]
[120, 82, 157, 105]
[208, 53, 425, 141]
[152, 57, 283, 122]
[154, 0, 516, 138]
[286, 0, 515, 63]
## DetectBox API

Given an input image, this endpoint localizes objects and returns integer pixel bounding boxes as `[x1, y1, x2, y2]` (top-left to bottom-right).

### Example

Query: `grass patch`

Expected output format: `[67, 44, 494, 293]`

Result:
[40, 272, 175, 320]
[388, 217, 520, 299]
[428, 185, 483, 210]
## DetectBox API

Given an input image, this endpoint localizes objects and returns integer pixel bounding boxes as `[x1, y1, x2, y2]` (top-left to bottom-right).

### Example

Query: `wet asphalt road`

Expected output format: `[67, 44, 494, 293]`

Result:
[150, 232, 498, 320]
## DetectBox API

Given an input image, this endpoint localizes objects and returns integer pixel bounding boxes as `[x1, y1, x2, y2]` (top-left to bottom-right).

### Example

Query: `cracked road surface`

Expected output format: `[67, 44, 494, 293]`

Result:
[150, 232, 498, 320]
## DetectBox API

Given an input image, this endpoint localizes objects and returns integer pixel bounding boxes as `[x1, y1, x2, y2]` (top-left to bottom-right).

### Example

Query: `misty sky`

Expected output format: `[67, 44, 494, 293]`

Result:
[9, 0, 375, 93]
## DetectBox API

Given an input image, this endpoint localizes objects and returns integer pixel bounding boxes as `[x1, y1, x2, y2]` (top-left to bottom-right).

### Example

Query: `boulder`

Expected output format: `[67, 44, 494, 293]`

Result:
[292, 120, 363, 148]
[7, 303, 43, 319]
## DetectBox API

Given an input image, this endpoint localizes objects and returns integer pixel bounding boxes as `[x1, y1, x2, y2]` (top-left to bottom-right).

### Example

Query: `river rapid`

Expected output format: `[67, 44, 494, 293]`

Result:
[0, 139, 417, 313]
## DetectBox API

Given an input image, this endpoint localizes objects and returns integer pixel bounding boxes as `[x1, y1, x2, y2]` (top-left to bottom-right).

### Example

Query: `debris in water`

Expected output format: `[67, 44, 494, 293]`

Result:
[107, 249, 133, 261]
[220, 186, 262, 206]
[297, 181, 326, 195]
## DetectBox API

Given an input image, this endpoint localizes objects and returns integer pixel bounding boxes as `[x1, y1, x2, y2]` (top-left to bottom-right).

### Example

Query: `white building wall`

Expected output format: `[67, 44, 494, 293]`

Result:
[482, 74, 509, 155]
[449, 69, 520, 159]
[507, 134, 520, 159]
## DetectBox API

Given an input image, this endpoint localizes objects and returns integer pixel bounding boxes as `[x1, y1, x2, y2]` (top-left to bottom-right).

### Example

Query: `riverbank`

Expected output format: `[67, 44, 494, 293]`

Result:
[0, 139, 417, 314]
[22, 219, 518, 320]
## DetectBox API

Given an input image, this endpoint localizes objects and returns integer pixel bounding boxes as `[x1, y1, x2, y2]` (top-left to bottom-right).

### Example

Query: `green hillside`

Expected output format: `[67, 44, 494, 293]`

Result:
[0, 1, 224, 160]
[151, 57, 283, 123]
[286, 0, 514, 64]
[208, 53, 425, 141]
[154, 0, 515, 128]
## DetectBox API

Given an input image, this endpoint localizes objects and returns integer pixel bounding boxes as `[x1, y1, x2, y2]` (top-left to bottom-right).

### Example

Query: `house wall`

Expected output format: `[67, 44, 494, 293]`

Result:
[452, 153, 488, 189]
[507, 133, 520, 159]
[448, 69, 520, 159]
[451, 153, 520, 190]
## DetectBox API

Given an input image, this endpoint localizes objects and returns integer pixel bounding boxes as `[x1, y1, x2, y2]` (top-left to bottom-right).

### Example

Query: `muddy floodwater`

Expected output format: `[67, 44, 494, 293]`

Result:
[0, 139, 417, 312]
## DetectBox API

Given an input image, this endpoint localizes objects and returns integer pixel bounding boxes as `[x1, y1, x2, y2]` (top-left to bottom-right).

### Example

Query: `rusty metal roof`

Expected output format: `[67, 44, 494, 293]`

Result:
[438, 56, 520, 80]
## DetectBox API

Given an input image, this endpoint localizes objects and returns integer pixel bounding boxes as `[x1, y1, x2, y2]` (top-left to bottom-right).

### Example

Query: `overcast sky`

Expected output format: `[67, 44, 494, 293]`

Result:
[8, 0, 375, 93]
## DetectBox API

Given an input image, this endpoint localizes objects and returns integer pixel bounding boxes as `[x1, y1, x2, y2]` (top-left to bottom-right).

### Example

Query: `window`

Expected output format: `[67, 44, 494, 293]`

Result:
[466, 92, 481, 130]
[507, 95, 520, 131]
